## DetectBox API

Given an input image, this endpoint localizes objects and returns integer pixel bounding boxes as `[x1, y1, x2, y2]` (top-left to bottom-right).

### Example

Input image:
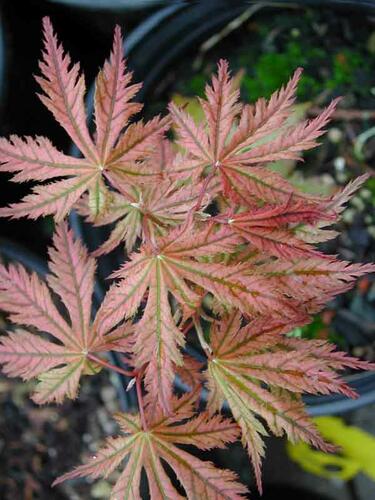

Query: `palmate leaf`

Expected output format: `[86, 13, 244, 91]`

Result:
[94, 25, 143, 163]
[285, 173, 369, 244]
[206, 313, 374, 492]
[2, 173, 99, 221]
[95, 178, 215, 255]
[54, 392, 247, 499]
[216, 197, 335, 260]
[0, 18, 168, 221]
[220, 165, 322, 208]
[169, 61, 337, 208]
[95, 224, 302, 411]
[0, 136, 94, 182]
[0, 222, 133, 403]
[36, 18, 97, 163]
[257, 258, 375, 313]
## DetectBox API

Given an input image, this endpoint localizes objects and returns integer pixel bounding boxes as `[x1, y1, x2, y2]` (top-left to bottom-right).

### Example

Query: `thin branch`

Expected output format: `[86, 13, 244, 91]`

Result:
[177, 161, 219, 238]
[136, 365, 148, 431]
[193, 316, 212, 355]
[308, 107, 375, 121]
[87, 353, 136, 378]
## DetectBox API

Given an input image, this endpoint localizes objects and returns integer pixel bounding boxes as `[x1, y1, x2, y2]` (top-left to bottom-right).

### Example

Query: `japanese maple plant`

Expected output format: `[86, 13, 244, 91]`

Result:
[0, 17, 374, 498]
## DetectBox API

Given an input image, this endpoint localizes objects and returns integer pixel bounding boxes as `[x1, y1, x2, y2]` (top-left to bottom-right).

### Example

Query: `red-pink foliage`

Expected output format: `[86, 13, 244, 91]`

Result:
[0, 17, 373, 498]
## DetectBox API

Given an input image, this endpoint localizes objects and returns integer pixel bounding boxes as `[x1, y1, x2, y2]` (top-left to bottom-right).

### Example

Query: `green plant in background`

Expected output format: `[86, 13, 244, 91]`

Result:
[183, 42, 370, 103]
[240, 42, 323, 101]
[177, 9, 375, 105]
[288, 313, 346, 349]
[326, 50, 365, 91]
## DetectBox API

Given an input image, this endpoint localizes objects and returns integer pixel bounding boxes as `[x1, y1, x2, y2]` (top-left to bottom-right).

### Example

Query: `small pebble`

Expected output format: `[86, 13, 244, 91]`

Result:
[359, 188, 372, 200]
[97, 407, 117, 434]
[350, 196, 365, 212]
[82, 432, 92, 443]
[321, 173, 336, 186]
[101, 386, 117, 404]
[91, 480, 112, 499]
[353, 346, 365, 357]
[291, 28, 300, 38]
[334, 156, 346, 171]
[89, 441, 99, 452]
[336, 171, 349, 183]
[328, 128, 343, 144]
[48, 447, 57, 458]
[342, 208, 355, 224]
[63, 486, 81, 500]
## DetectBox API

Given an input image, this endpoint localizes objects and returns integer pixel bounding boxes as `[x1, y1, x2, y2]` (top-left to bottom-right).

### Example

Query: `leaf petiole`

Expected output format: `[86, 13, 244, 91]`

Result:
[86, 353, 136, 378]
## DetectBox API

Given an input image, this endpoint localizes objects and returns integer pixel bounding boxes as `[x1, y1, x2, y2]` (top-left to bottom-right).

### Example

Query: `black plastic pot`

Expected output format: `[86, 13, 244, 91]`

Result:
[251, 484, 333, 500]
[48, 0, 175, 10]
[0, 12, 5, 106]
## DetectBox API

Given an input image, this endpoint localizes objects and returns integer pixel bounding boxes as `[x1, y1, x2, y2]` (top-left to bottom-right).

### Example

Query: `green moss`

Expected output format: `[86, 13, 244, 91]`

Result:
[185, 74, 207, 98]
[178, 18, 374, 107]
[326, 50, 366, 90]
[288, 314, 345, 348]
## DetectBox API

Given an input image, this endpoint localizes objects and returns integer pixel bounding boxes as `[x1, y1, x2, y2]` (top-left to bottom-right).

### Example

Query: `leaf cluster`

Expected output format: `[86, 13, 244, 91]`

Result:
[0, 18, 374, 498]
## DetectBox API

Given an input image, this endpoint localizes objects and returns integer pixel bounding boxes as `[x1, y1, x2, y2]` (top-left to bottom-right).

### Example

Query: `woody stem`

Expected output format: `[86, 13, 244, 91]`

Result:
[193, 162, 219, 212]
[181, 320, 193, 335]
[193, 316, 212, 355]
[136, 365, 148, 430]
[87, 353, 136, 378]
[88, 354, 148, 429]
[178, 162, 219, 237]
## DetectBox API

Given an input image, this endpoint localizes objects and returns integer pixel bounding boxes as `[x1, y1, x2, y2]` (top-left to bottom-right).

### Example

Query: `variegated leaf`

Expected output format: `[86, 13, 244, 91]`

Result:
[54, 394, 246, 499]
